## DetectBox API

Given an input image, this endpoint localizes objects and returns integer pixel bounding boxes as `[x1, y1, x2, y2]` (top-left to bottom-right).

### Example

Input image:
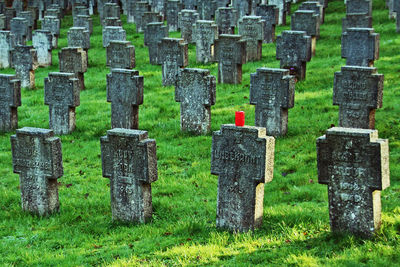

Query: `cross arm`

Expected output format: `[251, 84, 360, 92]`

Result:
[139, 139, 158, 183]
[44, 136, 63, 179]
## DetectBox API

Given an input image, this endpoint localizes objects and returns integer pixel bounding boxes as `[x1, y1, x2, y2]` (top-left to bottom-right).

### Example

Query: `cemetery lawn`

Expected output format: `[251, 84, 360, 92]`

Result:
[1, 0, 400, 266]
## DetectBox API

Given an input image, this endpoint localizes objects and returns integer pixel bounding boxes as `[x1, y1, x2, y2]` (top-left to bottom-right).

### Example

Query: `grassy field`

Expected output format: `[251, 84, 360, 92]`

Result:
[0, 0, 399, 266]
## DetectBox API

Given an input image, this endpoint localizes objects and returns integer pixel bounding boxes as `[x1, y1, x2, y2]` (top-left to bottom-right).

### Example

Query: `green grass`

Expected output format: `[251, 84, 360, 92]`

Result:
[1, 0, 399, 266]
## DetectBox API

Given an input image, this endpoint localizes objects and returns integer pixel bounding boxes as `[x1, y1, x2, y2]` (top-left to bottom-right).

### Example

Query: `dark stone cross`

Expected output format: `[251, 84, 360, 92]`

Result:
[342, 13, 372, 33]
[131, 2, 150, 30]
[138, 11, 162, 33]
[333, 66, 383, 129]
[106, 40, 135, 69]
[67, 27, 90, 64]
[100, 128, 158, 223]
[159, 38, 188, 86]
[59, 47, 88, 90]
[10, 17, 28, 45]
[317, 127, 390, 237]
[291, 10, 320, 56]
[298, 1, 325, 24]
[0, 74, 20, 132]
[255, 4, 279, 43]
[346, 0, 372, 16]
[144, 22, 168, 65]
[211, 124, 275, 232]
[106, 68, 144, 129]
[44, 72, 80, 135]
[192, 20, 218, 64]
[32, 30, 53, 67]
[268, 0, 287, 25]
[238, 16, 264, 62]
[197, 0, 216, 20]
[42, 16, 60, 48]
[0, 31, 15, 68]
[250, 68, 295, 136]
[73, 15, 93, 35]
[215, 7, 238, 35]
[11, 127, 63, 216]
[12, 45, 38, 89]
[102, 26, 126, 47]
[175, 68, 216, 134]
[166, 0, 181, 32]
[178, 9, 199, 44]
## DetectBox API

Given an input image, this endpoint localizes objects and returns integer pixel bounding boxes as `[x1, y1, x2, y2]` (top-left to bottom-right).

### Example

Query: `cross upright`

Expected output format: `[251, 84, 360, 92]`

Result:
[276, 30, 311, 80]
[250, 68, 295, 136]
[341, 28, 379, 67]
[298, 1, 325, 24]
[268, 0, 287, 25]
[141, 11, 163, 33]
[215, 7, 238, 35]
[317, 127, 390, 237]
[11, 127, 63, 216]
[106, 40, 135, 69]
[11, 45, 38, 89]
[192, 20, 218, 64]
[238, 16, 264, 62]
[100, 128, 158, 223]
[342, 14, 372, 33]
[166, 0, 181, 32]
[73, 15, 93, 35]
[102, 26, 126, 47]
[144, 22, 168, 65]
[106, 68, 144, 129]
[291, 10, 320, 56]
[44, 72, 80, 135]
[333, 66, 383, 129]
[42, 16, 60, 48]
[211, 124, 275, 232]
[0, 74, 20, 132]
[255, 4, 279, 43]
[59, 47, 88, 90]
[178, 9, 199, 44]
[175, 68, 216, 134]
[158, 38, 188, 86]
[10, 17, 28, 45]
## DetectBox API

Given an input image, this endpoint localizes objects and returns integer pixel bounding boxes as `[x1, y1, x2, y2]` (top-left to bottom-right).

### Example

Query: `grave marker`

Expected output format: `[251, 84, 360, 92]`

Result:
[102, 26, 126, 47]
[73, 15, 93, 35]
[197, 0, 216, 20]
[299, 1, 324, 24]
[342, 14, 372, 33]
[268, 0, 287, 25]
[59, 47, 88, 90]
[144, 22, 168, 65]
[238, 16, 264, 62]
[215, 7, 238, 35]
[0, 74, 20, 132]
[255, 4, 279, 43]
[12, 45, 38, 89]
[342, 28, 379, 67]
[346, 0, 372, 16]
[42, 16, 60, 48]
[159, 38, 188, 86]
[291, 10, 320, 56]
[141, 11, 163, 33]
[166, 0, 181, 32]
[106, 40, 135, 69]
[10, 17, 29, 45]
[32, 30, 53, 67]
[0, 31, 15, 68]
[178, 9, 199, 44]
[192, 20, 218, 64]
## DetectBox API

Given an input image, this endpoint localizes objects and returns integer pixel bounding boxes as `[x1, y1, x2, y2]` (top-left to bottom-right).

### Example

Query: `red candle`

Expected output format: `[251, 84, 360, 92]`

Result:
[235, 111, 245, 127]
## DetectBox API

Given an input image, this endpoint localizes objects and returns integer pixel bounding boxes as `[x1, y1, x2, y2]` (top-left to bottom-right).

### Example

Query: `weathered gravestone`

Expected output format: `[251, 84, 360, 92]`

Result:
[67, 27, 90, 63]
[132, 2, 150, 29]
[73, 5, 89, 16]
[342, 28, 379, 67]
[141, 11, 163, 33]
[215, 34, 246, 84]
[45, 9, 61, 19]
[107, 69, 144, 129]
[238, 16, 264, 62]
[215, 7, 238, 35]
[18, 11, 34, 40]
[0, 31, 15, 68]
[276, 30, 311, 80]
[182, 0, 196, 9]
[12, 0, 23, 14]
[255, 4, 279, 43]
[73, 15, 93, 35]
[11, 127, 63, 216]
[32, 30, 53, 67]
[159, 38, 188, 86]
[106, 40, 135, 69]
[342, 14, 372, 33]
[166, 0, 181, 32]
[232, 0, 251, 19]
[333, 66, 383, 129]
[298, 1, 324, 24]
[4, 7, 16, 30]
[268, 0, 287, 25]
[346, 0, 372, 16]
[0, 74, 20, 132]
[10, 17, 29, 45]
[291, 10, 320, 56]
[26, 7, 39, 29]
[42, 16, 60, 48]
[12, 45, 38, 89]
[59, 47, 88, 91]
[250, 68, 295, 136]
[44, 72, 80, 135]
[151, 0, 165, 15]
[144, 22, 168, 65]
[197, 0, 216, 20]
[100, 128, 158, 223]
[192, 20, 218, 64]
[103, 26, 126, 47]
[103, 17, 122, 27]
[175, 68, 216, 134]
[178, 9, 199, 44]
[317, 127, 390, 237]
[102, 2, 120, 24]
[127, 0, 136, 23]
[211, 124, 275, 232]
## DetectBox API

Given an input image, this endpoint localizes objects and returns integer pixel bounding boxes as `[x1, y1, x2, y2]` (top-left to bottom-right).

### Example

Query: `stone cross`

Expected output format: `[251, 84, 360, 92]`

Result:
[211, 124, 275, 232]
[182, 0, 196, 9]
[276, 30, 312, 80]
[106, 40, 135, 69]
[159, 38, 188, 86]
[10, 17, 28, 45]
[131, 2, 150, 30]
[45, 9, 61, 19]
[192, 20, 218, 64]
[215, 7, 238, 35]
[178, 9, 199, 44]
[238, 16, 264, 62]
[197, 0, 216, 20]
[42, 16, 60, 48]
[342, 14, 372, 33]
[250, 68, 295, 136]
[166, 0, 181, 32]
[333, 66, 383, 129]
[32, 30, 53, 67]
[103, 17, 122, 27]
[67, 27, 90, 63]
[11, 127, 63, 216]
[102, 26, 126, 47]
[73, 15, 93, 35]
[175, 68, 216, 134]
[106, 69, 144, 129]
[268, 0, 287, 25]
[298, 1, 325, 24]
[0, 74, 20, 132]
[346, 0, 372, 16]
[144, 22, 168, 65]
[255, 4, 279, 43]
[232, 0, 251, 19]
[100, 128, 157, 223]
[341, 28, 379, 67]
[291, 10, 320, 56]
[0, 31, 15, 68]
[214, 34, 246, 84]
[59, 47, 88, 91]
[44, 72, 80, 135]
[4, 7, 16, 30]
[73, 5, 90, 16]
[317, 127, 390, 237]
[151, 0, 165, 15]
[12, 45, 38, 89]
[18, 11, 34, 40]
[138, 11, 162, 33]
[102, 2, 120, 24]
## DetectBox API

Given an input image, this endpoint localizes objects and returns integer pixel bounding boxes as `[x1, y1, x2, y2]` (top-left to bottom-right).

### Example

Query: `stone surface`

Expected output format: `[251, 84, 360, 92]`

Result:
[346, 0, 372, 16]
[4, 8, 16, 30]
[106, 40, 135, 69]
[166, 0, 181, 32]
[10, 17, 29, 45]
[250, 68, 295, 136]
[342, 13, 372, 33]
[102, 2, 120, 24]
[215, 7, 238, 35]
[42, 16, 60, 48]
[178, 9, 199, 44]
[73, 15, 93, 35]
[291, 10, 320, 38]
[58, 47, 88, 90]
[159, 38, 188, 86]
[197, 0, 216, 20]
[192, 20, 218, 64]
[32, 30, 53, 67]
[175, 68, 216, 134]
[276, 30, 312, 80]
[298, 1, 325, 24]
[103, 17, 122, 27]
[12, 45, 38, 88]
[238, 16, 264, 62]
[214, 34, 246, 84]
[144, 22, 168, 65]
[100, 128, 157, 223]
[0, 31, 15, 68]
[211, 124, 275, 232]
[341, 28, 379, 67]
[255, 4, 279, 43]
[333, 66, 383, 129]
[102, 26, 126, 47]
[11, 127, 63, 216]
[268, 0, 287, 25]
[67, 27, 90, 50]
[232, 0, 251, 19]
[140, 11, 163, 33]
[44, 72, 80, 135]
[0, 74, 20, 132]
[106, 69, 144, 129]
[19, 11, 35, 40]
[317, 127, 390, 237]
[131, 2, 150, 29]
